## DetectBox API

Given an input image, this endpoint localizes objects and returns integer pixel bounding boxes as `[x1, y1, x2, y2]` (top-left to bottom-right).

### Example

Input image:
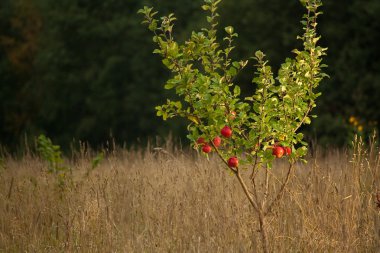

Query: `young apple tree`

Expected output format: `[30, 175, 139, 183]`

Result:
[139, 0, 327, 251]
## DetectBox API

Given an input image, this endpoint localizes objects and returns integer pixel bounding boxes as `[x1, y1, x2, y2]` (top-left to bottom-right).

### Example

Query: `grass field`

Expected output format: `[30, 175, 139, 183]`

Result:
[1, 138, 380, 252]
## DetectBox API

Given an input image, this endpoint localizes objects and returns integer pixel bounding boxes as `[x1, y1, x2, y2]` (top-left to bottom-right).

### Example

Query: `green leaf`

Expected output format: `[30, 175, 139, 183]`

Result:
[201, 5, 210, 11]
[225, 26, 234, 34]
[232, 61, 240, 69]
[233, 85, 241, 96]
[162, 59, 173, 69]
[227, 67, 237, 76]
[148, 21, 157, 31]
[254, 50, 265, 60]
[153, 49, 161, 54]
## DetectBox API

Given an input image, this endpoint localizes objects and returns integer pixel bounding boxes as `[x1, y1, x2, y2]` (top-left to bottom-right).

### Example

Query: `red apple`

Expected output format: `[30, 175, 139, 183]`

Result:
[272, 146, 285, 158]
[212, 136, 222, 147]
[221, 126, 232, 138]
[202, 144, 212, 153]
[228, 156, 239, 167]
[284, 146, 292, 155]
[197, 137, 206, 145]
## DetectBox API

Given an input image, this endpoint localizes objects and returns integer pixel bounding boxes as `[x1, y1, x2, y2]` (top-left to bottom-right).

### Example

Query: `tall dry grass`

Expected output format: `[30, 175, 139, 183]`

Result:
[0, 138, 380, 252]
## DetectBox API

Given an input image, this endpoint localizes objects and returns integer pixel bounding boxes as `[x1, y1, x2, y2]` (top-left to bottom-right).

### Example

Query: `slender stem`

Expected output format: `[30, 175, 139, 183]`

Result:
[250, 156, 261, 212]
[264, 163, 294, 216]
[222, 34, 233, 82]
[211, 139, 260, 213]
[263, 166, 270, 209]
[250, 169, 260, 205]
[210, 142, 237, 174]
[293, 103, 313, 132]
[294, 5, 318, 133]
[250, 154, 259, 180]
[7, 177, 14, 199]
[235, 169, 259, 213]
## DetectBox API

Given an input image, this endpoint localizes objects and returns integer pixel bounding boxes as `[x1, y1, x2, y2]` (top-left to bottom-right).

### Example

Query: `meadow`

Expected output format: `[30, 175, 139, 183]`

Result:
[0, 137, 379, 252]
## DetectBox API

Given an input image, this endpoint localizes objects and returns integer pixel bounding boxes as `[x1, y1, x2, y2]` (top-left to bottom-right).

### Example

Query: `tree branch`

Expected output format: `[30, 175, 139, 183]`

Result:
[264, 162, 294, 216]
[235, 169, 260, 213]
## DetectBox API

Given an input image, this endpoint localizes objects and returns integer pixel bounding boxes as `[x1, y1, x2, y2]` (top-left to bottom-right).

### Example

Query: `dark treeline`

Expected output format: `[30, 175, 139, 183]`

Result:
[1, 0, 379, 151]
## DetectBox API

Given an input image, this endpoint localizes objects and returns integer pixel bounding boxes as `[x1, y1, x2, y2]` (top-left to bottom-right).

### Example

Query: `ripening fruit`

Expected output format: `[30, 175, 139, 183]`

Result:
[284, 146, 292, 155]
[228, 156, 239, 167]
[272, 146, 285, 158]
[221, 126, 232, 138]
[197, 137, 206, 145]
[212, 136, 222, 147]
[202, 144, 212, 153]
[229, 111, 236, 120]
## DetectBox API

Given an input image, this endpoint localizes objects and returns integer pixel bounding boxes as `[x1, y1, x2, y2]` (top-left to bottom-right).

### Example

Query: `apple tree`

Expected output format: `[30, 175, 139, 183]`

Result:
[139, 0, 327, 252]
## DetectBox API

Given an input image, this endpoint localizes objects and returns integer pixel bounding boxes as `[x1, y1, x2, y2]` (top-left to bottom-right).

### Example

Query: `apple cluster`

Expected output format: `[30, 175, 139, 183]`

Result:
[196, 136, 221, 154]
[196, 125, 232, 153]
[196, 125, 239, 168]
[197, 125, 292, 166]
[272, 144, 292, 158]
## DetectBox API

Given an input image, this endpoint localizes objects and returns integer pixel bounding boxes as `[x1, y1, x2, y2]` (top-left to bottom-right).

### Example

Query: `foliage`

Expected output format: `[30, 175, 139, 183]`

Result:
[140, 1, 327, 251]
[139, 0, 327, 167]
[0, 0, 379, 150]
[91, 152, 104, 170]
[37, 134, 70, 187]
[86, 151, 105, 177]
[37, 134, 104, 185]
[215, 0, 380, 147]
[0, 0, 197, 149]
[0, 0, 42, 147]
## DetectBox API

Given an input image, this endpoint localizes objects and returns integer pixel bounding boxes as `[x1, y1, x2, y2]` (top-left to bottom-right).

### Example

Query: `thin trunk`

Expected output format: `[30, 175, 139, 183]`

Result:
[235, 170, 270, 253]
[258, 211, 269, 253]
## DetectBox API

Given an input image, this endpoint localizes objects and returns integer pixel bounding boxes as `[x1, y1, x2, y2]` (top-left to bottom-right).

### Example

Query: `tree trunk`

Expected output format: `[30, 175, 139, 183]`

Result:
[258, 212, 269, 253]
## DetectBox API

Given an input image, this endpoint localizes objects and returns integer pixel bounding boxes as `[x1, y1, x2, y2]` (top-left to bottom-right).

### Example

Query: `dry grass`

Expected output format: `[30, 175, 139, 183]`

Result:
[1, 139, 380, 252]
